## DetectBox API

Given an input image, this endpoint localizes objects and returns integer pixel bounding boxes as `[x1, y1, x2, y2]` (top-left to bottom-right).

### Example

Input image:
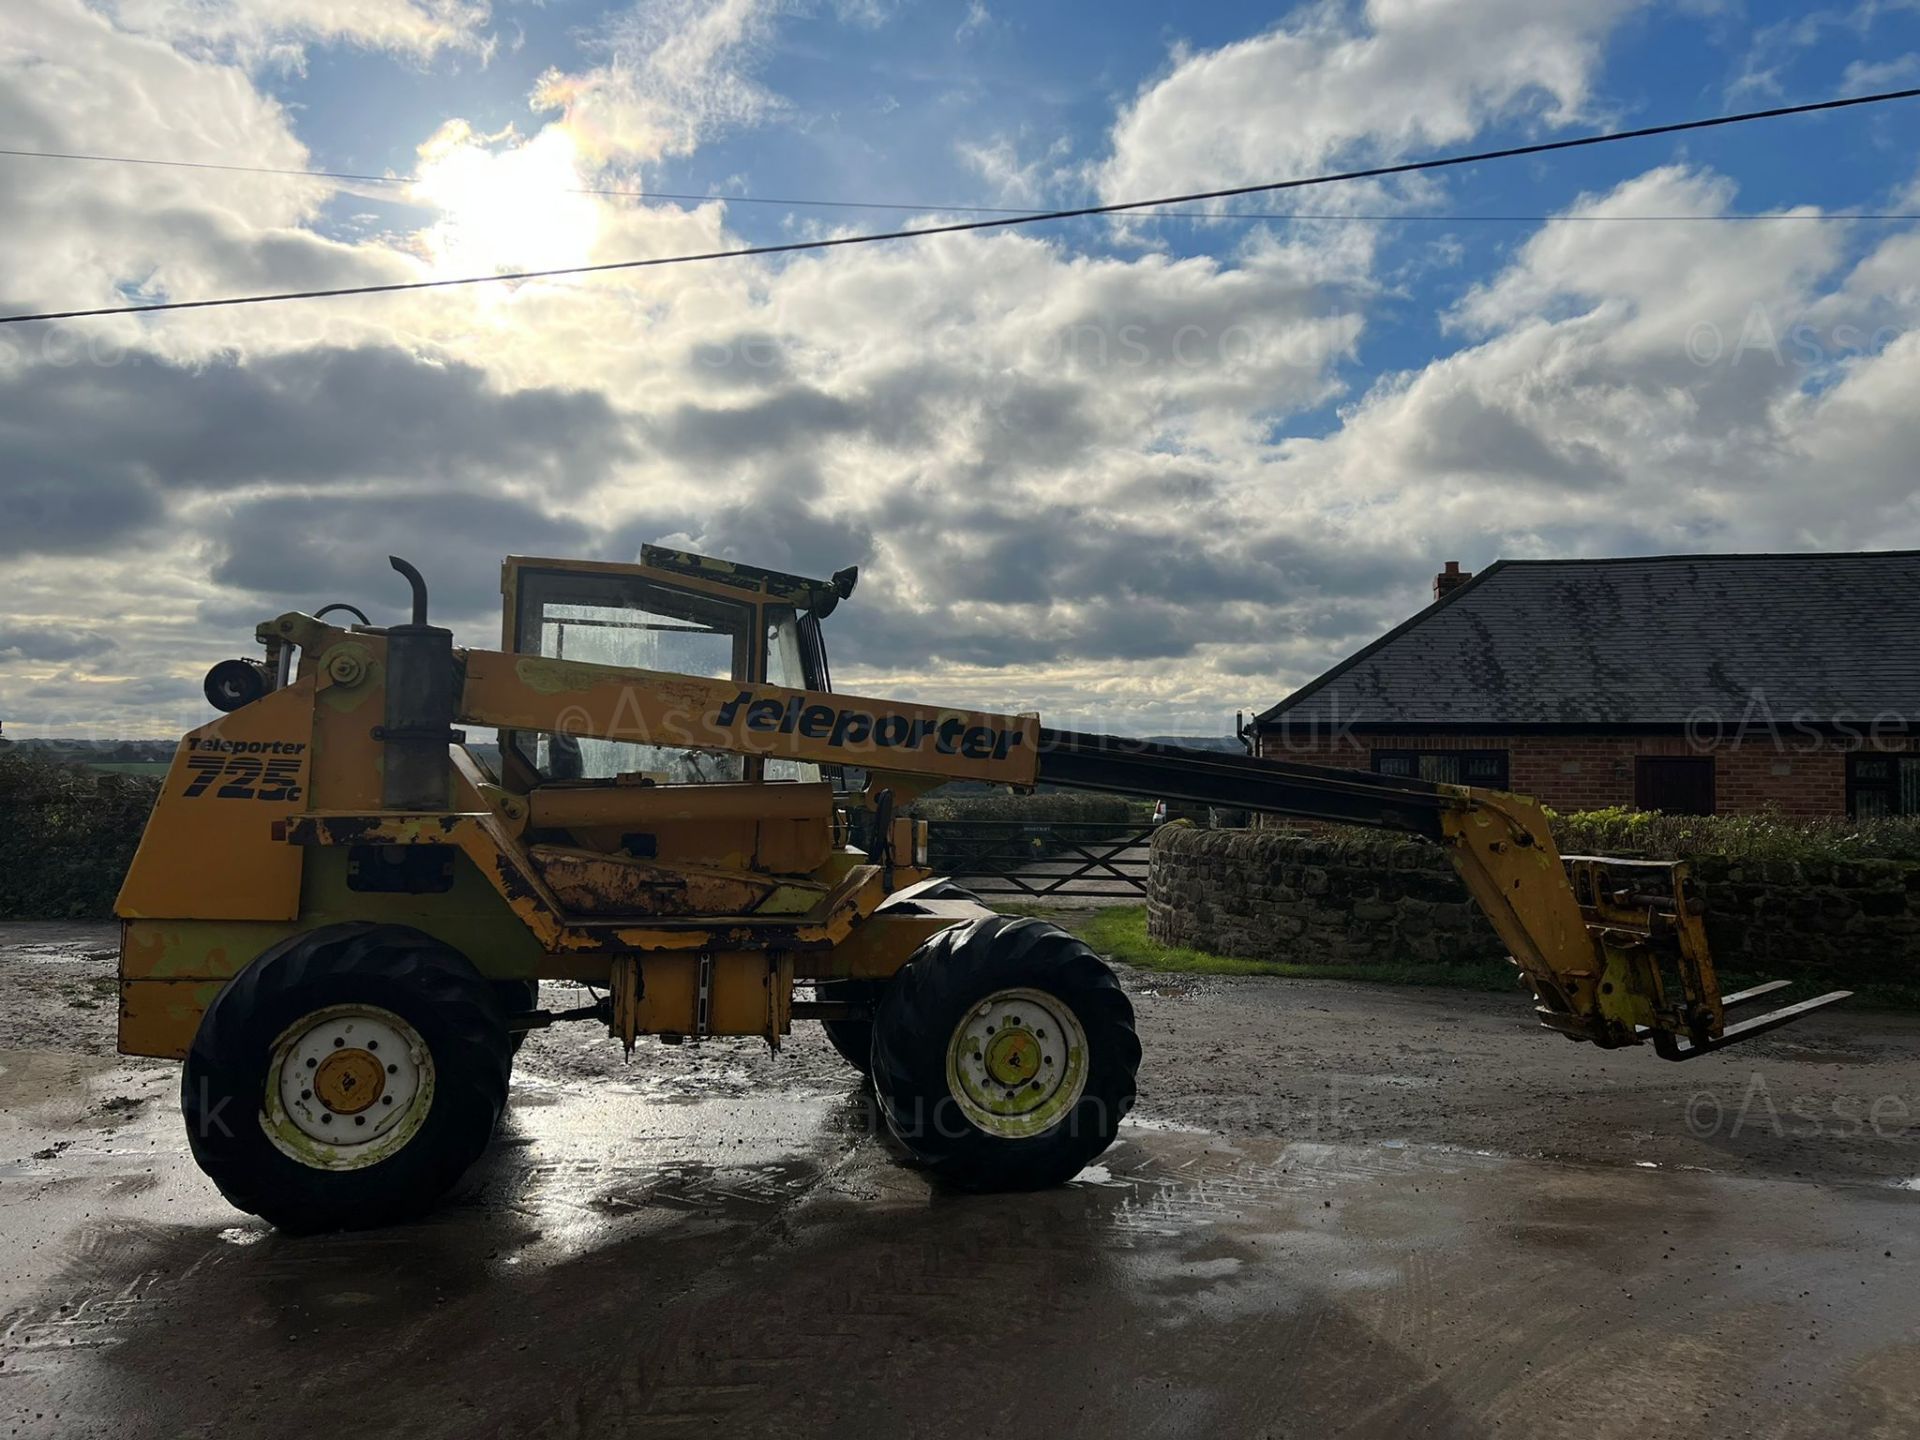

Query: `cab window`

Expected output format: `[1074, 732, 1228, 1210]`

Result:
[510, 569, 751, 782]
[762, 604, 821, 783]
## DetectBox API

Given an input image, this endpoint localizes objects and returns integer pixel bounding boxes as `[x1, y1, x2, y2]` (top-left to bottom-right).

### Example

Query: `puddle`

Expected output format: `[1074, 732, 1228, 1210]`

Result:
[583, 1157, 826, 1218]
[1122, 1114, 1213, 1135]
[0, 1138, 161, 1181]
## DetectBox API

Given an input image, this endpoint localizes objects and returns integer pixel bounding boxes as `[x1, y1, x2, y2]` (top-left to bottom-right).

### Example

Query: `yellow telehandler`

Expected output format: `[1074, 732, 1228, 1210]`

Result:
[116, 549, 1848, 1230]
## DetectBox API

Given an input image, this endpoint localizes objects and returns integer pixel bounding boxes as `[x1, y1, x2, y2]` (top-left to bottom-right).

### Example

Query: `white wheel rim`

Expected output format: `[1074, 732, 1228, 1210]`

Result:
[262, 1004, 435, 1172]
[945, 987, 1088, 1139]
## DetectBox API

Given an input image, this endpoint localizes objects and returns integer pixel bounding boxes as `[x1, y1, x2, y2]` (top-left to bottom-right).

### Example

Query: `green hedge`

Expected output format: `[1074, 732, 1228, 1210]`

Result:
[909, 791, 1140, 873]
[0, 752, 163, 919]
[1546, 806, 1920, 864]
[908, 792, 1140, 825]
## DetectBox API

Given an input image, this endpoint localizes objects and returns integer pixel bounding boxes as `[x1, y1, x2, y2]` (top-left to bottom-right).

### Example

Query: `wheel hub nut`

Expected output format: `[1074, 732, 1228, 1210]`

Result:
[313, 1048, 385, 1115]
[985, 1029, 1039, 1086]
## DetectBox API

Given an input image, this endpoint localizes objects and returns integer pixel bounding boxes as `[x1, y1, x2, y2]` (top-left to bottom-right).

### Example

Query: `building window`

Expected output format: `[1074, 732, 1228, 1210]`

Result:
[1635, 756, 1715, 816]
[1848, 754, 1920, 818]
[1373, 749, 1509, 788]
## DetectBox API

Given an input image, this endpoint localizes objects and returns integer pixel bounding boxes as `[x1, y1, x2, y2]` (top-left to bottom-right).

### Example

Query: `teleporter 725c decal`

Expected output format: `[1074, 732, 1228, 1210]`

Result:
[712, 689, 1028, 761]
[179, 738, 309, 801]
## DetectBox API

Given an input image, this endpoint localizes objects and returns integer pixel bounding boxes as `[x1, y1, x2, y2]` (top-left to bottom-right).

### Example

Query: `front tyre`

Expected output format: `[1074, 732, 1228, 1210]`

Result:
[181, 923, 511, 1233]
[871, 917, 1138, 1191]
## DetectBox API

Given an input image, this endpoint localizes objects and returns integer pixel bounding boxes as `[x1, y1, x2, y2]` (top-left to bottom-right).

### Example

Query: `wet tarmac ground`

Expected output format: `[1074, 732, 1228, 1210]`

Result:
[3, 922, 1918, 1439]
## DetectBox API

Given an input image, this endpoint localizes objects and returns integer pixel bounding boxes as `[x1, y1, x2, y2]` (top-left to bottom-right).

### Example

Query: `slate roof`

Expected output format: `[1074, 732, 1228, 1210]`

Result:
[1258, 552, 1920, 728]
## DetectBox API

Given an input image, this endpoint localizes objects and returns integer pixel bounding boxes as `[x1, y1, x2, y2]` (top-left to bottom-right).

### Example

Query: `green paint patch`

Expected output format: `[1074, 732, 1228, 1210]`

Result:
[514, 656, 611, 695]
[135, 920, 299, 979]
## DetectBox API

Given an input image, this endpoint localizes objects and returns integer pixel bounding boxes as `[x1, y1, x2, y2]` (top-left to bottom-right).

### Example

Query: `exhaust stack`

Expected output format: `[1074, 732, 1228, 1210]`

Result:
[379, 556, 457, 811]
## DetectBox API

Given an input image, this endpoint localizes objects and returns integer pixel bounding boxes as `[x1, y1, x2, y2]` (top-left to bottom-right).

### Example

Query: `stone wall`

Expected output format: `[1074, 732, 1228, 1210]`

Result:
[1147, 824, 1920, 990]
[1686, 854, 1920, 991]
[1147, 827, 1504, 969]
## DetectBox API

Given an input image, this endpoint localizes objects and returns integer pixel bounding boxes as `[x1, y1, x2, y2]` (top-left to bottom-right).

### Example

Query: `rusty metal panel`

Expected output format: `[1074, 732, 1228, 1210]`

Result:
[278, 811, 879, 955]
[280, 811, 578, 951]
[529, 846, 825, 918]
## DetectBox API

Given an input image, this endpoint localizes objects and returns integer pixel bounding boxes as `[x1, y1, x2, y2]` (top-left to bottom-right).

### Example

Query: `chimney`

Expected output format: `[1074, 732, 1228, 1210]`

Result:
[1433, 560, 1472, 602]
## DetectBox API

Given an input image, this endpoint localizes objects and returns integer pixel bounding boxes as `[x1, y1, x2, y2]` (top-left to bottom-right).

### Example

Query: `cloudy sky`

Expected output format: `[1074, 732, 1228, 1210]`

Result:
[3, 0, 1918, 739]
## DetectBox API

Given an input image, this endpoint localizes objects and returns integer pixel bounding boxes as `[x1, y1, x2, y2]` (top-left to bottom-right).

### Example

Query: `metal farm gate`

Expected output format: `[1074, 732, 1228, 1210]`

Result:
[923, 819, 1154, 901]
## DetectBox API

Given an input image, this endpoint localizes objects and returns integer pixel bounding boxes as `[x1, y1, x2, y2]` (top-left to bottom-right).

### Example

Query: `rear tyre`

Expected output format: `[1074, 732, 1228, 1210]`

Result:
[915, 878, 981, 902]
[815, 980, 880, 1078]
[495, 978, 540, 1056]
[871, 916, 1138, 1191]
[181, 923, 512, 1233]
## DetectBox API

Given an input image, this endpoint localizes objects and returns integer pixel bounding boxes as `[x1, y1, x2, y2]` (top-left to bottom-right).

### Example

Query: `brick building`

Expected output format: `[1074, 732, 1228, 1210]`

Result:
[1252, 552, 1920, 818]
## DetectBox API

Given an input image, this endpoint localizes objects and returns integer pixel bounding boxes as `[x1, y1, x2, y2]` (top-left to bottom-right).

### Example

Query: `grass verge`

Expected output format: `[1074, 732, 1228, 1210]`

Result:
[1062, 906, 1518, 991]
[983, 900, 1061, 920]
[1046, 905, 1920, 1011]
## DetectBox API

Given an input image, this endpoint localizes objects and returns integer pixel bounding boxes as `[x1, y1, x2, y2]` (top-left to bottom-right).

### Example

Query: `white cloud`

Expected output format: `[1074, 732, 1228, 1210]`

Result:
[6, 0, 1920, 742]
[957, 131, 1073, 205]
[1841, 51, 1920, 89]
[531, 0, 785, 165]
[1095, 0, 1644, 207]
[831, 0, 904, 27]
[1274, 167, 1920, 562]
[100, 0, 492, 66]
[0, 0, 424, 330]
[1450, 169, 1845, 382]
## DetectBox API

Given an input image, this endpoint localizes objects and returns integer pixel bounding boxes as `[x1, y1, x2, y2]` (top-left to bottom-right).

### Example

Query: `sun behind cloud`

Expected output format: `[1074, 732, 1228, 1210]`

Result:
[411, 121, 601, 279]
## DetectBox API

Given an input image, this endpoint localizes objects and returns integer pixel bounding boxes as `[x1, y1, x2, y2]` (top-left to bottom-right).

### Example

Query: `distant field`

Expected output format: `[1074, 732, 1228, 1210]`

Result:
[83, 762, 172, 776]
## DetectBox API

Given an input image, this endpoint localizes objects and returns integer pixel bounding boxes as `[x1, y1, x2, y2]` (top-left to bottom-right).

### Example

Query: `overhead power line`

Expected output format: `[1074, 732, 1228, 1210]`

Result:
[3, 85, 1916, 326]
[0, 146, 400, 186]
[2, 141, 1915, 225]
